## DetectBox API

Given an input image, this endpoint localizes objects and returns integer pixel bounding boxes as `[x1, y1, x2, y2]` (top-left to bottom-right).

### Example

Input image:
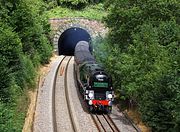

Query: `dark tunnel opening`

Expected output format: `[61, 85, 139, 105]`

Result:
[58, 27, 91, 55]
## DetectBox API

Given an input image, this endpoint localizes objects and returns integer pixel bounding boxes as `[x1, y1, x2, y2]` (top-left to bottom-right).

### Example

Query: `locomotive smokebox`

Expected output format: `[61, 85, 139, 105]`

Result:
[58, 27, 92, 55]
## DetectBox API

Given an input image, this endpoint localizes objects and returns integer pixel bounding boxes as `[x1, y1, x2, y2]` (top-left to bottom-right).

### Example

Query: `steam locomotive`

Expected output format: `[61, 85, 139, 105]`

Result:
[74, 41, 114, 113]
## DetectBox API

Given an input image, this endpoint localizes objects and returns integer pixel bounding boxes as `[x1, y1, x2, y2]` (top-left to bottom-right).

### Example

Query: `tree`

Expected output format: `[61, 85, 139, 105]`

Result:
[0, 21, 22, 101]
[0, 0, 52, 130]
[104, 0, 179, 51]
[97, 0, 180, 131]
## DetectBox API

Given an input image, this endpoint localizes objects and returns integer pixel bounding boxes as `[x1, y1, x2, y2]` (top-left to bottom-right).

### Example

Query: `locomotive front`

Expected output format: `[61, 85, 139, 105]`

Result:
[85, 68, 114, 113]
[74, 41, 114, 113]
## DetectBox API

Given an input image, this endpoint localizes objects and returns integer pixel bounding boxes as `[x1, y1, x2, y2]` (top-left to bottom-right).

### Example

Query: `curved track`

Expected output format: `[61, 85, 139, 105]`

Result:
[54, 56, 78, 132]
[34, 55, 140, 132]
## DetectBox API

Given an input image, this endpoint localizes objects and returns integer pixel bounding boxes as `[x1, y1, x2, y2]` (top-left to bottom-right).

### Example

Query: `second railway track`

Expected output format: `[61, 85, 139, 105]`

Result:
[54, 56, 78, 132]
[91, 113, 120, 132]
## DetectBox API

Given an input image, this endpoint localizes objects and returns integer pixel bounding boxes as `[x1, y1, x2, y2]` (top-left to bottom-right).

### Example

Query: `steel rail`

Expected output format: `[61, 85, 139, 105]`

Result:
[91, 113, 120, 132]
[64, 56, 78, 132]
[102, 114, 120, 132]
[102, 114, 114, 131]
[54, 56, 78, 132]
[96, 114, 107, 132]
[52, 56, 66, 132]
[90, 114, 105, 132]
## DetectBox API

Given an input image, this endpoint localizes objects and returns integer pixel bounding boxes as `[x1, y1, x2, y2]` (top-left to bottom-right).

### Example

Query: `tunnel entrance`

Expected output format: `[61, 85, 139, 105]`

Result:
[58, 27, 91, 55]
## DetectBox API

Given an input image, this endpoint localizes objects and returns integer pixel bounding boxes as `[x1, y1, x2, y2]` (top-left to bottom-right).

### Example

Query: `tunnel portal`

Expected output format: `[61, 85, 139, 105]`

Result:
[58, 27, 91, 55]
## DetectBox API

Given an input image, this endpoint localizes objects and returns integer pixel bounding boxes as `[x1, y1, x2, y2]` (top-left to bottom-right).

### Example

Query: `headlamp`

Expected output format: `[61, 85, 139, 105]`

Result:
[88, 93, 93, 98]
[108, 94, 112, 99]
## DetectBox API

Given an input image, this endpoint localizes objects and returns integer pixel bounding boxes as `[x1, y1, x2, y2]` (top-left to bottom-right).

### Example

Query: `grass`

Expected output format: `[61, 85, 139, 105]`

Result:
[45, 3, 107, 20]
[0, 91, 29, 132]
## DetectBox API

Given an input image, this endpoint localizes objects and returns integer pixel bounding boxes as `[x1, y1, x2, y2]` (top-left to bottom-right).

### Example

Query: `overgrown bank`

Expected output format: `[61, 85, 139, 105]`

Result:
[0, 0, 52, 131]
[45, 2, 106, 20]
[0, 0, 105, 131]
[94, 0, 180, 131]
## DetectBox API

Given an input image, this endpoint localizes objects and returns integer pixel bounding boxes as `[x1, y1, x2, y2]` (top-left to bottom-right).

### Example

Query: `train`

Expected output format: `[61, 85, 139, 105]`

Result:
[74, 41, 114, 113]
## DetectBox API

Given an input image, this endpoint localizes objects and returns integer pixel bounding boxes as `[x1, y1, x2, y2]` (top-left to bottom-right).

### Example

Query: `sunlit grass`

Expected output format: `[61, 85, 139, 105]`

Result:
[45, 3, 107, 20]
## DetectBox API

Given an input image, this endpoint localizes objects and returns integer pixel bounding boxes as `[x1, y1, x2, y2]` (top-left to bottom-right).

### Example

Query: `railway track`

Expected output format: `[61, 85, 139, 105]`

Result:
[55, 56, 120, 132]
[34, 55, 140, 132]
[91, 113, 120, 132]
[54, 56, 78, 132]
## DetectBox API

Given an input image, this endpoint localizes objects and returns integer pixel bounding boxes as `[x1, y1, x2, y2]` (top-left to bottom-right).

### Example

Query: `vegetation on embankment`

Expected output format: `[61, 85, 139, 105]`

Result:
[45, 3, 106, 20]
[94, 0, 180, 131]
[0, 0, 105, 131]
[0, 0, 52, 131]
[44, 1, 106, 20]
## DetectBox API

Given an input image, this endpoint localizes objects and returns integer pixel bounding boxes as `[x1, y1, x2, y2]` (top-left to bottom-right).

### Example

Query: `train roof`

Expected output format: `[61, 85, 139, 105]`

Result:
[74, 41, 96, 64]
[75, 41, 89, 52]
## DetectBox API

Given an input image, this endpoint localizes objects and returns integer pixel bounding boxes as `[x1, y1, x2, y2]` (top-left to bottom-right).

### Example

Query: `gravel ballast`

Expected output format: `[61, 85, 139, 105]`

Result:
[67, 57, 99, 132]
[33, 56, 64, 132]
[33, 56, 140, 132]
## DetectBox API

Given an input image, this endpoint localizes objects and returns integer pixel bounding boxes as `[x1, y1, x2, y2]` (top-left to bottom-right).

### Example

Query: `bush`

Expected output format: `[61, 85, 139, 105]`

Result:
[0, 100, 25, 132]
[0, 0, 52, 130]
[130, 23, 179, 131]
[55, 0, 103, 9]
[0, 21, 22, 101]
[104, 0, 179, 51]
[58, 0, 89, 8]
[46, 3, 106, 20]
[11, 0, 52, 65]
[100, 0, 180, 131]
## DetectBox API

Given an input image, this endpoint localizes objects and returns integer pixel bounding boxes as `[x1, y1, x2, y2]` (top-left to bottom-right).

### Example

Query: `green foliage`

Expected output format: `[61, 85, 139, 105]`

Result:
[11, 0, 52, 65]
[0, 21, 22, 102]
[0, 21, 28, 131]
[35, 35, 52, 64]
[46, 3, 106, 20]
[17, 56, 37, 88]
[59, 0, 88, 6]
[44, 0, 103, 9]
[129, 24, 179, 131]
[0, 0, 52, 130]
[94, 0, 180, 131]
[0, 100, 26, 131]
[104, 0, 179, 50]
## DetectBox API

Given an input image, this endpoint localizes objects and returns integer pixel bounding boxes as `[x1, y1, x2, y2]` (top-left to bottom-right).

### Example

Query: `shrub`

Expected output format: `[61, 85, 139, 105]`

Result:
[0, 21, 22, 101]
[58, 0, 89, 8]
[0, 0, 52, 130]
[101, 0, 180, 131]
[9, 0, 52, 65]
[104, 0, 179, 51]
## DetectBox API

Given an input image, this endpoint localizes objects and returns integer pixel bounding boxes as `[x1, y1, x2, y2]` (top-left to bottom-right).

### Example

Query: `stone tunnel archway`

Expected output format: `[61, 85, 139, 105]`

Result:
[58, 27, 91, 55]
[50, 18, 108, 55]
